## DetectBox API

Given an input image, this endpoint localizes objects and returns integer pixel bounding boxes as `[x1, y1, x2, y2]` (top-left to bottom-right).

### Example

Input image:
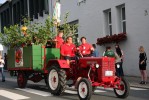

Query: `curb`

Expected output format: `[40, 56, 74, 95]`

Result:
[130, 84, 149, 89]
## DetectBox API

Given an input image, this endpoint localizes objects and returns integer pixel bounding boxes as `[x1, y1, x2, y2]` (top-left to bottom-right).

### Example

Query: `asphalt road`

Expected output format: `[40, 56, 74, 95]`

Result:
[0, 76, 149, 100]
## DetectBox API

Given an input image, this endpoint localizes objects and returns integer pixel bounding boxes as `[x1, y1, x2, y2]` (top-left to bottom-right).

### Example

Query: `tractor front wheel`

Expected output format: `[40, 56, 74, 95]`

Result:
[17, 72, 27, 88]
[77, 78, 92, 100]
[114, 77, 130, 98]
[47, 65, 66, 95]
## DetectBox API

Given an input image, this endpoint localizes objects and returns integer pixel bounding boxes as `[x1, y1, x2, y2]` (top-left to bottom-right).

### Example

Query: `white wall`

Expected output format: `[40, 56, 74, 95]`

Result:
[1, 0, 149, 76]
[60, 0, 149, 77]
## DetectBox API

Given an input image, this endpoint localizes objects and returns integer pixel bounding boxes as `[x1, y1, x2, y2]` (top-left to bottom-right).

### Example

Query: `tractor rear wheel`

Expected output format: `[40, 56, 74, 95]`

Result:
[17, 72, 27, 88]
[47, 64, 66, 95]
[77, 78, 92, 100]
[114, 77, 130, 98]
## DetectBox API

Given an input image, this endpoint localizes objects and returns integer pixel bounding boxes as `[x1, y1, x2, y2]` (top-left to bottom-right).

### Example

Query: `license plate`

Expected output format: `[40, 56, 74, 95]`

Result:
[105, 71, 113, 76]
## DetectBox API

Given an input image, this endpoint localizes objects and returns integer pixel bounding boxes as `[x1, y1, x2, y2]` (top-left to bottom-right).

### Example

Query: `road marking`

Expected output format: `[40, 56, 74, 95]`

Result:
[96, 87, 113, 91]
[16, 88, 52, 97]
[64, 89, 106, 94]
[94, 89, 106, 92]
[130, 87, 148, 90]
[65, 90, 77, 94]
[0, 90, 29, 100]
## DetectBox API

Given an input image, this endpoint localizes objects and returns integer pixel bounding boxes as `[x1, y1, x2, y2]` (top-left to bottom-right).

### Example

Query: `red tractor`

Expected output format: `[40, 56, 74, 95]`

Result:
[47, 56, 130, 100]
[8, 46, 129, 100]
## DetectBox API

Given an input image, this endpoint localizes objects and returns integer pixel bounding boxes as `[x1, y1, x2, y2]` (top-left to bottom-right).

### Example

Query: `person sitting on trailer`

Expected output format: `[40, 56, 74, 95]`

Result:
[78, 37, 94, 57]
[60, 36, 76, 65]
[54, 30, 64, 48]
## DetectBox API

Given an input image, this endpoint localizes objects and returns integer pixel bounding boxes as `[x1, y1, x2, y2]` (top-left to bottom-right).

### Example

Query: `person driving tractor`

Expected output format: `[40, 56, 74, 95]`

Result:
[60, 36, 76, 65]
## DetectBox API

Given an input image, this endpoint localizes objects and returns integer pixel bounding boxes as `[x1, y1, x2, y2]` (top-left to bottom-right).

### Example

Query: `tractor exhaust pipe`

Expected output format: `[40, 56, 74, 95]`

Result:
[88, 66, 92, 81]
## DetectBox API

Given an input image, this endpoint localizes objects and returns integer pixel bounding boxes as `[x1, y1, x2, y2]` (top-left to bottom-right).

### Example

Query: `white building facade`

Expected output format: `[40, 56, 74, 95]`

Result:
[60, 0, 149, 77]
[0, 0, 149, 76]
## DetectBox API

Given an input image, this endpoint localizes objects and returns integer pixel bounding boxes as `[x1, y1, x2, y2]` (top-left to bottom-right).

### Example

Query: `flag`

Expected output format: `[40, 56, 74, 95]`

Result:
[53, 1, 61, 23]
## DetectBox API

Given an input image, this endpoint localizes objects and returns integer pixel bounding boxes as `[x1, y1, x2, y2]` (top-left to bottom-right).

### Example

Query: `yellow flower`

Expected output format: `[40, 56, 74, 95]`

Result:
[21, 26, 27, 31]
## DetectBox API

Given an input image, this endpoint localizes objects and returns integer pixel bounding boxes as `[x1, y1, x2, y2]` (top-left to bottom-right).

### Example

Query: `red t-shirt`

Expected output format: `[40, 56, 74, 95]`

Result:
[55, 36, 64, 48]
[60, 43, 76, 57]
[79, 43, 92, 55]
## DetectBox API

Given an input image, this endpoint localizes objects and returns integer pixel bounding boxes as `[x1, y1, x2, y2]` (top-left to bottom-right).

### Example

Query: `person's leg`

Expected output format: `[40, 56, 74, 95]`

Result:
[64, 56, 71, 65]
[0, 68, 1, 78]
[118, 62, 123, 76]
[140, 70, 144, 83]
[120, 62, 124, 76]
[115, 63, 120, 77]
[66, 59, 70, 65]
[143, 70, 147, 83]
[1, 67, 5, 82]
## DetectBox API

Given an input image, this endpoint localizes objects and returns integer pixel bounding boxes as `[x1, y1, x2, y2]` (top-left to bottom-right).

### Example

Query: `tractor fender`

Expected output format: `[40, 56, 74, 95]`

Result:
[75, 77, 82, 89]
[47, 59, 70, 69]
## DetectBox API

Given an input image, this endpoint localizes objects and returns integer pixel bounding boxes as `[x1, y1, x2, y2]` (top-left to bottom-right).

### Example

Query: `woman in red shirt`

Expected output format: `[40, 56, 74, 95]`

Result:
[60, 36, 76, 65]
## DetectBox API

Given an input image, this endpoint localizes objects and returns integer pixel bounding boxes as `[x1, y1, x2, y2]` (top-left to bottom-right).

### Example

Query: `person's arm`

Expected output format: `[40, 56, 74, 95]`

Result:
[78, 45, 82, 53]
[121, 50, 124, 61]
[96, 50, 99, 57]
[1, 59, 5, 65]
[144, 52, 147, 61]
[90, 44, 94, 51]
[103, 51, 105, 56]
[60, 45, 65, 56]
[141, 53, 147, 64]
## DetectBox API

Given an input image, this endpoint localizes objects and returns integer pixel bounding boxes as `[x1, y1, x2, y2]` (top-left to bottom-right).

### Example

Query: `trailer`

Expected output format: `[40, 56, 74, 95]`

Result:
[8, 45, 62, 87]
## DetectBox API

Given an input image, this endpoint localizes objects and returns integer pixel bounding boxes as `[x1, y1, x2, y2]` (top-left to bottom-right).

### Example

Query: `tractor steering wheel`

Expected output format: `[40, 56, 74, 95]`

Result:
[76, 49, 83, 58]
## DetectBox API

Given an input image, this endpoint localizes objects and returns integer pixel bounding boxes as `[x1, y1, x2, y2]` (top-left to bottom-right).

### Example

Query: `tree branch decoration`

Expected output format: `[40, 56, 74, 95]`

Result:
[0, 13, 78, 48]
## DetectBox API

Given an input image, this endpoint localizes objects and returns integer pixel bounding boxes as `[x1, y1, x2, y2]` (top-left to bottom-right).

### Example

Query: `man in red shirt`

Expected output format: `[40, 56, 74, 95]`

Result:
[54, 30, 64, 48]
[60, 36, 76, 65]
[78, 37, 94, 57]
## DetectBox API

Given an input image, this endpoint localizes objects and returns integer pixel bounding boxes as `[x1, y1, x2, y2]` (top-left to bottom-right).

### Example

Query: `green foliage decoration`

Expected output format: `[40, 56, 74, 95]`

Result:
[0, 13, 78, 48]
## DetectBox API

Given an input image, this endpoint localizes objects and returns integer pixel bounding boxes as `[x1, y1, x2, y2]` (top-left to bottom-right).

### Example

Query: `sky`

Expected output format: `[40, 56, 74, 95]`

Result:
[0, 0, 6, 4]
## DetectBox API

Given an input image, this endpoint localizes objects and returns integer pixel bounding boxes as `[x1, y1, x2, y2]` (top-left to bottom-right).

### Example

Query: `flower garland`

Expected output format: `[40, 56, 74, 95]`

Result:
[97, 32, 127, 45]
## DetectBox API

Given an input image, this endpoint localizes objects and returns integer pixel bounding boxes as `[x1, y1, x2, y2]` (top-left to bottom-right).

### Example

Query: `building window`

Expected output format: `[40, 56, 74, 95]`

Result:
[69, 20, 79, 45]
[121, 6, 126, 32]
[103, 9, 112, 36]
[1, 13, 4, 33]
[108, 11, 112, 35]
[29, 0, 34, 21]
[61, 20, 79, 45]
[44, 0, 49, 14]
[116, 4, 126, 33]
[13, 4, 17, 24]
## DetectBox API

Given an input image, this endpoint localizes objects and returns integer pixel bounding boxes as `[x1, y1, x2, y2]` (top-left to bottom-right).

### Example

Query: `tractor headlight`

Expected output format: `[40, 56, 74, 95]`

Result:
[117, 64, 120, 68]
[95, 64, 100, 68]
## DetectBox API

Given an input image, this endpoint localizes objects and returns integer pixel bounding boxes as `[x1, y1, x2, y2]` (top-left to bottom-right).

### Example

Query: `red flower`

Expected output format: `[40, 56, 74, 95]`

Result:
[97, 32, 127, 45]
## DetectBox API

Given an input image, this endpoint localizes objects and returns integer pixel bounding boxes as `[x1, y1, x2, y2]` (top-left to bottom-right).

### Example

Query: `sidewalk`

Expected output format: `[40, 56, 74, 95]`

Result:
[125, 76, 149, 89]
